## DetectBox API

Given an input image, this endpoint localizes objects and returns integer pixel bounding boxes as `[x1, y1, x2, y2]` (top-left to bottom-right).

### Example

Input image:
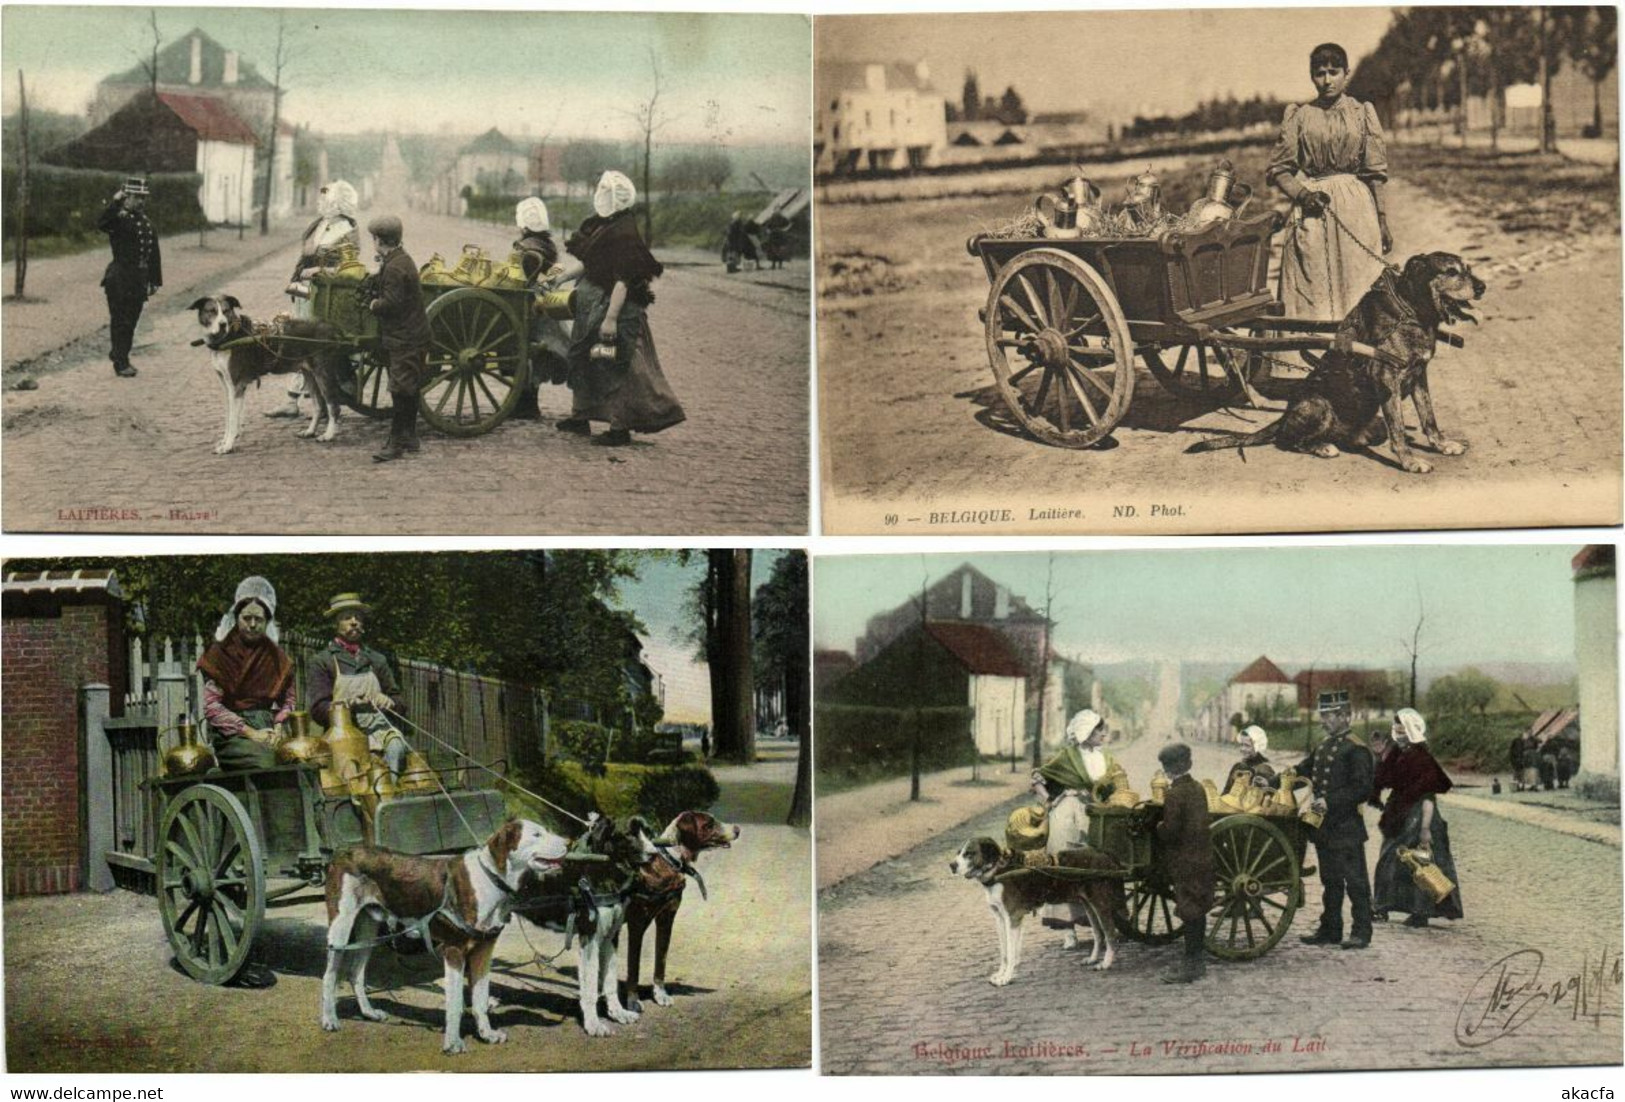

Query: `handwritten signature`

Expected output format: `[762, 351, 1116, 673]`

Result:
[1456, 947, 1623, 1048]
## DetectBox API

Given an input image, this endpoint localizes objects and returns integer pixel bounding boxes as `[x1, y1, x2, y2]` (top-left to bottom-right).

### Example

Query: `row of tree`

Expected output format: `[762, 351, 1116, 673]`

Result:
[1348, 7, 1618, 149]
[1120, 93, 1291, 141]
[948, 71, 1028, 125]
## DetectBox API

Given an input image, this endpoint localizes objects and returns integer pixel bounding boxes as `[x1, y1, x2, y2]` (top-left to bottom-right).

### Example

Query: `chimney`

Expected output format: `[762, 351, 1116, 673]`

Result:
[994, 585, 1010, 620]
[959, 571, 972, 619]
[223, 51, 239, 85]
[189, 36, 203, 85]
[865, 63, 886, 93]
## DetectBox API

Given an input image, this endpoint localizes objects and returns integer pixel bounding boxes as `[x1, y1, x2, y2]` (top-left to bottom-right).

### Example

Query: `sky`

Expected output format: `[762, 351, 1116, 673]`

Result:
[817, 7, 1395, 123]
[815, 546, 1587, 672]
[1, 6, 810, 146]
[613, 550, 789, 725]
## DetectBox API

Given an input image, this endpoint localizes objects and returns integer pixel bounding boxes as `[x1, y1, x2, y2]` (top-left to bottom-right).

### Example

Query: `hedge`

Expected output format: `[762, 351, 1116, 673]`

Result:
[511, 759, 718, 829]
[816, 703, 976, 787]
[552, 718, 686, 767]
[2, 165, 206, 244]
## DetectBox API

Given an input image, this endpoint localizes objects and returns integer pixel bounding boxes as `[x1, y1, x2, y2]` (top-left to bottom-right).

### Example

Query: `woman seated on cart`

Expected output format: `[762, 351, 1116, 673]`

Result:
[513, 196, 565, 419]
[1031, 708, 1128, 948]
[1266, 42, 1392, 323]
[1225, 724, 1278, 795]
[197, 576, 296, 771]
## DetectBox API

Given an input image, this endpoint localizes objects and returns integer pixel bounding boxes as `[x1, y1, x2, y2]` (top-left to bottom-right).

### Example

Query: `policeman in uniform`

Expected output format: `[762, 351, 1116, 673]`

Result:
[365, 214, 428, 462]
[1297, 690, 1376, 949]
[97, 177, 163, 377]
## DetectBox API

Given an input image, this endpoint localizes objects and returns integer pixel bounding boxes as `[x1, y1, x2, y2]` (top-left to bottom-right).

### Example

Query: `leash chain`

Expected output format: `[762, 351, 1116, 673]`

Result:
[1321, 204, 1401, 276]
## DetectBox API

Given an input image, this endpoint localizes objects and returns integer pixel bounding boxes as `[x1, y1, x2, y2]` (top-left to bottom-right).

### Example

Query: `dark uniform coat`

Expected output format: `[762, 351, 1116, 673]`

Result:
[98, 198, 162, 370]
[1299, 730, 1376, 940]
[1155, 773, 1214, 922]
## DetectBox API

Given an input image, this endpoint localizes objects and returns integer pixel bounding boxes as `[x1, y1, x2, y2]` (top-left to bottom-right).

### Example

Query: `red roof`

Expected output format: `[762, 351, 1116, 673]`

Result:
[157, 92, 259, 145]
[925, 622, 1027, 678]
[1232, 656, 1292, 685]
[1527, 707, 1580, 744]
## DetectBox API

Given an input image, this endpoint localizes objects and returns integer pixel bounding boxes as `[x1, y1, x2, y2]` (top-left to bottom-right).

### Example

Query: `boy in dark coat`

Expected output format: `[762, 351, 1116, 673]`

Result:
[365, 214, 430, 462]
[1155, 742, 1212, 983]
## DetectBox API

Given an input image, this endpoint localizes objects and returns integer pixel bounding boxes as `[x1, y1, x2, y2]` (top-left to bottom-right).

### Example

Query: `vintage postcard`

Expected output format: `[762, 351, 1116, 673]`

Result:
[815, 8, 1622, 534]
[1, 549, 810, 1071]
[1, 7, 811, 534]
[815, 545, 1621, 1074]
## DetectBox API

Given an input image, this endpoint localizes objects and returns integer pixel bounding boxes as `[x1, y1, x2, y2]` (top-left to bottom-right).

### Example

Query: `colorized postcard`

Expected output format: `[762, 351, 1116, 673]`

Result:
[815, 8, 1622, 534]
[1, 8, 811, 534]
[2, 549, 810, 1070]
[815, 545, 1620, 1074]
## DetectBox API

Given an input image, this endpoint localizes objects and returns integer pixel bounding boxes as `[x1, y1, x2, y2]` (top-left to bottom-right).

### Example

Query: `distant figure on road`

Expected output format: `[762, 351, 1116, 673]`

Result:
[723, 211, 758, 273]
[1266, 42, 1391, 323]
[98, 176, 162, 378]
[1154, 742, 1211, 984]
[1371, 709, 1462, 928]
[1519, 733, 1542, 792]
[1557, 743, 1578, 789]
[1539, 745, 1559, 791]
[1508, 733, 1528, 791]
[700, 728, 711, 760]
[763, 213, 792, 270]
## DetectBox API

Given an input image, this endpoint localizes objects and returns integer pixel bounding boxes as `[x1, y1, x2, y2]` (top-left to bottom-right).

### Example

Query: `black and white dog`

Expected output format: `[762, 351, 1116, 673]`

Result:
[190, 295, 346, 454]
[950, 836, 1122, 985]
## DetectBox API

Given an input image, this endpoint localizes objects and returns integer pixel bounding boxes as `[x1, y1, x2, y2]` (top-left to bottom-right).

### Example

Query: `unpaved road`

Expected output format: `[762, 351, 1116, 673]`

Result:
[817, 149, 1622, 534]
[2, 211, 809, 535]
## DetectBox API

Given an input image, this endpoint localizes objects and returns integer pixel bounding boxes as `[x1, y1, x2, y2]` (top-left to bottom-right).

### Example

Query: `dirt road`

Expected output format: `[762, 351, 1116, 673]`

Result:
[817, 149, 1622, 534]
[2, 211, 809, 534]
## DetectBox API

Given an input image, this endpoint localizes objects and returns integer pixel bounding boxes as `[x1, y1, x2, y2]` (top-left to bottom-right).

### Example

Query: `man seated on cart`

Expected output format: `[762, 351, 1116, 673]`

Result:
[197, 576, 296, 771]
[305, 592, 411, 782]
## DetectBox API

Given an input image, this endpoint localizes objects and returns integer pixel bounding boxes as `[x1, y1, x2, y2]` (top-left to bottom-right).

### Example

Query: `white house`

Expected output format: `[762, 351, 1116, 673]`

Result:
[816, 59, 948, 174]
[159, 92, 259, 224]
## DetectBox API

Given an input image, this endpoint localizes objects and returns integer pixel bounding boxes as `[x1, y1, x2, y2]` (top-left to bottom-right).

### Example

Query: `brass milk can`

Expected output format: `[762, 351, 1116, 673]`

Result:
[1219, 770, 1253, 812]
[321, 701, 371, 796]
[164, 715, 216, 777]
[1148, 770, 1169, 806]
[1398, 846, 1456, 904]
[396, 749, 439, 793]
[276, 709, 331, 766]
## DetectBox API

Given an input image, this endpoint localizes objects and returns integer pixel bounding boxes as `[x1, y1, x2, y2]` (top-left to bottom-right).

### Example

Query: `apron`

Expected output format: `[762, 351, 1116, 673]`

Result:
[331, 668, 404, 752]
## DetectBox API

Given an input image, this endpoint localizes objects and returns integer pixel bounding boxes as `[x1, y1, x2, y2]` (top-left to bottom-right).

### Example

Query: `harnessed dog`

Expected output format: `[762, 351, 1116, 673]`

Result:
[1186, 252, 1485, 473]
[189, 295, 347, 454]
[622, 810, 740, 1013]
[319, 819, 568, 1054]
[950, 836, 1124, 986]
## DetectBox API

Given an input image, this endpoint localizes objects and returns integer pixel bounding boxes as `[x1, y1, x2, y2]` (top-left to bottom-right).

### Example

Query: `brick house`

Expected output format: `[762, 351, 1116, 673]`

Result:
[1, 571, 127, 897]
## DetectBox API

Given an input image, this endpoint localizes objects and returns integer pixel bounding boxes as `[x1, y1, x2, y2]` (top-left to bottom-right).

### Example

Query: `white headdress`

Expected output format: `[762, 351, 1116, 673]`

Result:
[1066, 709, 1103, 746]
[515, 196, 551, 233]
[215, 576, 279, 643]
[1242, 724, 1269, 754]
[1394, 708, 1427, 743]
[319, 180, 358, 222]
[593, 170, 637, 218]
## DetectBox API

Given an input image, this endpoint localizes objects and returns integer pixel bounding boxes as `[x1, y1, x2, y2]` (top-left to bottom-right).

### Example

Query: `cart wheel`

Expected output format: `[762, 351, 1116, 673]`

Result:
[156, 784, 265, 985]
[348, 348, 394, 419]
[1122, 875, 1184, 944]
[1206, 814, 1300, 961]
[984, 248, 1133, 449]
[420, 287, 529, 437]
[1141, 331, 1272, 402]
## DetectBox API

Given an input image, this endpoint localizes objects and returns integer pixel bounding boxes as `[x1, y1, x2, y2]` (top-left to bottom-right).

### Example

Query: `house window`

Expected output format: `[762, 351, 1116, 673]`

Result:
[864, 110, 872, 128]
[890, 109, 897, 128]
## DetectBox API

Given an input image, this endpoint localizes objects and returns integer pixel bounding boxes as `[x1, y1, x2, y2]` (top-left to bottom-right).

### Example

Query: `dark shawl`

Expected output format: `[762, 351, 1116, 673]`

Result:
[514, 230, 559, 285]
[567, 210, 663, 304]
[197, 628, 295, 712]
[1374, 743, 1453, 838]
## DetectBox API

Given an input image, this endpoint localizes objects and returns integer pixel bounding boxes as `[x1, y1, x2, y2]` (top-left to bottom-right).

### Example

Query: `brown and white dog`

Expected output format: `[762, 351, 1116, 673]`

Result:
[320, 819, 569, 1054]
[949, 836, 1123, 986]
[622, 810, 740, 1013]
[189, 295, 346, 454]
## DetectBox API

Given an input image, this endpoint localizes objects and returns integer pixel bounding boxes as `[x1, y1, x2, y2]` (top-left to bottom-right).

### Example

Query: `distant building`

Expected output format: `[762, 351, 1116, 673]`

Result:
[1191, 656, 1297, 741]
[527, 144, 568, 197]
[90, 28, 276, 129]
[457, 127, 528, 197]
[1292, 668, 1394, 714]
[816, 59, 948, 174]
[813, 649, 856, 696]
[1572, 545, 1617, 779]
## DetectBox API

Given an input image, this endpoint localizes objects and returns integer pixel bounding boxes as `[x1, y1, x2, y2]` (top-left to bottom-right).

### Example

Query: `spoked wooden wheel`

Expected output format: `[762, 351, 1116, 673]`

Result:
[156, 784, 265, 985]
[421, 287, 529, 437]
[1206, 814, 1301, 961]
[1123, 874, 1184, 944]
[1141, 331, 1272, 402]
[984, 249, 1133, 449]
[349, 348, 394, 419]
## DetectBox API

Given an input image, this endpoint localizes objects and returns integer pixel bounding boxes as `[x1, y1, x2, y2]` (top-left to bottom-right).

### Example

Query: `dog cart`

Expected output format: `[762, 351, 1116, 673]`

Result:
[146, 749, 507, 985]
[967, 209, 1467, 449]
[290, 245, 574, 438]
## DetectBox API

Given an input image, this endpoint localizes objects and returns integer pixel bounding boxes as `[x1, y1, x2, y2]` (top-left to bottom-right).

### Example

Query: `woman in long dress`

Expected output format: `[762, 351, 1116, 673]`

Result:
[1033, 708, 1128, 948]
[1266, 42, 1393, 322]
[552, 170, 685, 447]
[1371, 708, 1463, 927]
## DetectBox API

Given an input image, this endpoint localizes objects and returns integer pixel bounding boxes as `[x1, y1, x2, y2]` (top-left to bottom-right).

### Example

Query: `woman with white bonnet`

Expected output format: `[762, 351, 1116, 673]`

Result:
[1371, 707, 1463, 928]
[1031, 708, 1129, 947]
[196, 576, 296, 771]
[512, 196, 560, 419]
[271, 180, 361, 417]
[1225, 724, 1278, 794]
[551, 170, 685, 446]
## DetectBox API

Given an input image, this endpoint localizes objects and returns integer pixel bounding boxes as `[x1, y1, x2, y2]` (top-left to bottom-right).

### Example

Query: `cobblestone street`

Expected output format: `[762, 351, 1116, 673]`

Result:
[818, 738, 1623, 1075]
[2, 212, 808, 534]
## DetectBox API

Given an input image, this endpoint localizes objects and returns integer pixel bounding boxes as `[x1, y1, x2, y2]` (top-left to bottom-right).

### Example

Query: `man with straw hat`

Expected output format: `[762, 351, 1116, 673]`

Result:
[1296, 690, 1375, 950]
[304, 593, 410, 780]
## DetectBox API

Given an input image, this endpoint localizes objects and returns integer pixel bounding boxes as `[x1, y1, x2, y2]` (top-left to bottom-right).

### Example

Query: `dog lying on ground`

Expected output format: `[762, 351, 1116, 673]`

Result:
[319, 819, 569, 1054]
[950, 837, 1124, 986]
[623, 810, 740, 1013]
[1186, 252, 1485, 473]
[512, 814, 659, 1036]
[189, 295, 347, 454]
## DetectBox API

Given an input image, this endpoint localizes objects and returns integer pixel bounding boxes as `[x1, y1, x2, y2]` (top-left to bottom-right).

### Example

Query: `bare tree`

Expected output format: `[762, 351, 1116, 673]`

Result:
[1033, 552, 1055, 769]
[909, 557, 927, 801]
[10, 70, 31, 301]
[1398, 583, 1426, 708]
[138, 10, 162, 172]
[620, 48, 674, 245]
[259, 13, 290, 235]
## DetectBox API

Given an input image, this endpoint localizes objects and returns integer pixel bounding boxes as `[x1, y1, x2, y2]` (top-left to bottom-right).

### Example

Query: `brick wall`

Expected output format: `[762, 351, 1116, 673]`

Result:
[2, 599, 116, 896]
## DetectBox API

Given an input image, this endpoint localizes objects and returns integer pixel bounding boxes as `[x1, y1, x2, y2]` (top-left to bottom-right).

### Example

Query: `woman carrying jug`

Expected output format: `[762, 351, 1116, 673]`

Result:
[1371, 708, 1464, 928]
[1266, 42, 1392, 322]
